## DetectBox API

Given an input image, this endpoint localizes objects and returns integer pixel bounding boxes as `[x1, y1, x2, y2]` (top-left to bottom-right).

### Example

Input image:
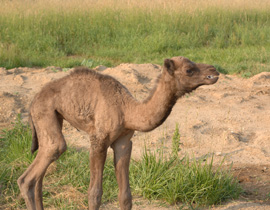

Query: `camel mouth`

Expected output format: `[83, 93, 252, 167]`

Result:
[206, 75, 219, 80]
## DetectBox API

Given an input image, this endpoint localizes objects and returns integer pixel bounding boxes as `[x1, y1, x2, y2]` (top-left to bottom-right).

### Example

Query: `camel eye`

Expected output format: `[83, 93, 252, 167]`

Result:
[186, 69, 193, 74]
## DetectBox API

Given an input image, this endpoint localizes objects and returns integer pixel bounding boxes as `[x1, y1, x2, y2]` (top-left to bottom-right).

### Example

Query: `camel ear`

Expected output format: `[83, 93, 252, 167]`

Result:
[164, 59, 175, 76]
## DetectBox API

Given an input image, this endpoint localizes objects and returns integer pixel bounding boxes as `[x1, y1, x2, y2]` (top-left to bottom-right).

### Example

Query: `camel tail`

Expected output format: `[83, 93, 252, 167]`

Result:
[29, 112, 38, 154]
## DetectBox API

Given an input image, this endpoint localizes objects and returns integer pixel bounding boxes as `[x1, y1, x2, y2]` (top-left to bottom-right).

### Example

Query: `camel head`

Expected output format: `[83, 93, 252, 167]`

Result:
[163, 56, 219, 94]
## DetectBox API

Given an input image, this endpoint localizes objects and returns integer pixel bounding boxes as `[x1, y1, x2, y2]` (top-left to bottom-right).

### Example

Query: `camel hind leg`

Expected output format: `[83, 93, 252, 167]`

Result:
[17, 112, 66, 210]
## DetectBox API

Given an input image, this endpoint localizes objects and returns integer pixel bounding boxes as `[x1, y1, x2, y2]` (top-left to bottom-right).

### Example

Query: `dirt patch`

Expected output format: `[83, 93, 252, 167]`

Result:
[233, 165, 270, 202]
[1, 65, 270, 209]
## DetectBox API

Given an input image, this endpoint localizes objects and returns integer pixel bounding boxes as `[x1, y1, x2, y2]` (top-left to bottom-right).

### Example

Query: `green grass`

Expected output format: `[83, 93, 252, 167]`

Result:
[0, 0, 269, 76]
[0, 117, 242, 209]
[172, 123, 181, 158]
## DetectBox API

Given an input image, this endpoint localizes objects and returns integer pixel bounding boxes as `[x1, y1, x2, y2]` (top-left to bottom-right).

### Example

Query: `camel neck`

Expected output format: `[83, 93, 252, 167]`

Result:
[125, 72, 186, 132]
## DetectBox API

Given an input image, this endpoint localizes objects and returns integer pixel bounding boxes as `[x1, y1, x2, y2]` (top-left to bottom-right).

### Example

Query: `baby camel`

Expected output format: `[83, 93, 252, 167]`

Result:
[18, 56, 219, 210]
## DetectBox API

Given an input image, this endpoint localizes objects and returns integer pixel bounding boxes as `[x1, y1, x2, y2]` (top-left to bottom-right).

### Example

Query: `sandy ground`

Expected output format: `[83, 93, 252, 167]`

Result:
[1, 63, 270, 209]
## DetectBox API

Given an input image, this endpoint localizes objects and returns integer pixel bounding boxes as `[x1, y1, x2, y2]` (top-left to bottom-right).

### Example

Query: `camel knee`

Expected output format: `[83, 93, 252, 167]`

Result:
[88, 188, 103, 208]
[118, 190, 132, 210]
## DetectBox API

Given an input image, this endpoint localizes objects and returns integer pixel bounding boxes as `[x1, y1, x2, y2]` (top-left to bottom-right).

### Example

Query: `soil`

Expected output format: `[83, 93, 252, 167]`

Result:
[1, 63, 270, 209]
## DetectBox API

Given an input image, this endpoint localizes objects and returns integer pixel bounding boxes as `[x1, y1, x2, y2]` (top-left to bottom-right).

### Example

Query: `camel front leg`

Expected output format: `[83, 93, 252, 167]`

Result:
[111, 131, 134, 210]
[88, 144, 108, 210]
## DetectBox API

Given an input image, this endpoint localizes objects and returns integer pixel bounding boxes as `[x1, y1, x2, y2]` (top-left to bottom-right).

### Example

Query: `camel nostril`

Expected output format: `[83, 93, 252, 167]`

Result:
[207, 75, 214, 79]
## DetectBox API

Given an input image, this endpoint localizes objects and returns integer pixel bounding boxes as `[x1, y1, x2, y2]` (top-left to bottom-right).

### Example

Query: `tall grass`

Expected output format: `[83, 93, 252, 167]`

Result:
[0, 0, 269, 76]
[0, 117, 242, 209]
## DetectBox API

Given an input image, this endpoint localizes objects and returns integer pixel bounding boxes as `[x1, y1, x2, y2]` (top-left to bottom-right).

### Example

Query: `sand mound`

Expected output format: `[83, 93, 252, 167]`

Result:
[97, 63, 161, 100]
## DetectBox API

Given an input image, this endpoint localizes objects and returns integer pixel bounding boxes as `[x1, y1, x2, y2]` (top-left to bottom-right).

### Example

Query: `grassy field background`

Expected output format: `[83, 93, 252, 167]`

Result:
[0, 0, 269, 76]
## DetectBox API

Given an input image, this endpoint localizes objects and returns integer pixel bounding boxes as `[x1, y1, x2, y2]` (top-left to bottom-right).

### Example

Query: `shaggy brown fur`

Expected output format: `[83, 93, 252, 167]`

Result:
[18, 56, 219, 210]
